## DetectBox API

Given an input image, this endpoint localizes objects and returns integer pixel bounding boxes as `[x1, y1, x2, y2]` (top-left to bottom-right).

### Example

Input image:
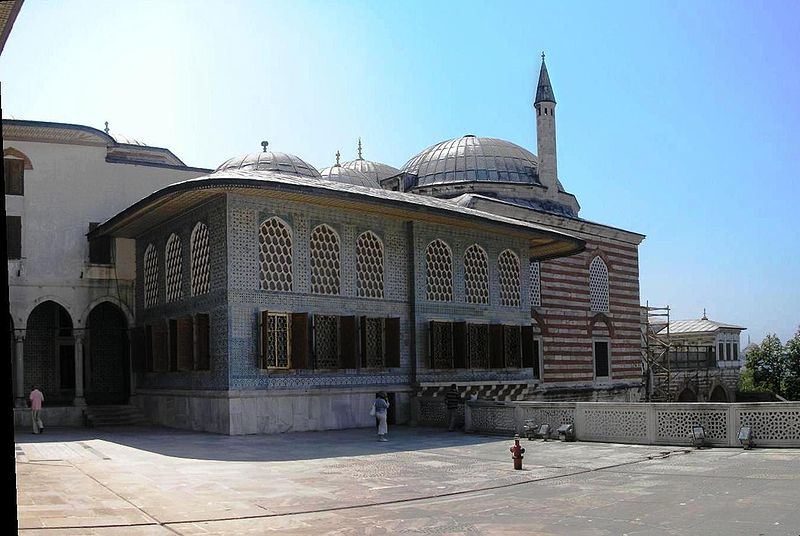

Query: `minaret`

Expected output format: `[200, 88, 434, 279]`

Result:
[534, 52, 558, 191]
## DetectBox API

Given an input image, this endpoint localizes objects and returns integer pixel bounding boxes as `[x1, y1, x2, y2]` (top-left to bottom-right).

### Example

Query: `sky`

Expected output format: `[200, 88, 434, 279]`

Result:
[2, 0, 798, 344]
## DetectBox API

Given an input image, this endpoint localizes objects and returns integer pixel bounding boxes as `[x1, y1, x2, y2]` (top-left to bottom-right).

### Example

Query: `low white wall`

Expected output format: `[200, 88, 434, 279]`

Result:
[14, 407, 85, 429]
[466, 401, 800, 447]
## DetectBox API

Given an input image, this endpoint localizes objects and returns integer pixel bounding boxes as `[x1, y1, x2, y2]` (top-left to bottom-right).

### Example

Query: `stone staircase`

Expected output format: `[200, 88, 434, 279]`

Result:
[83, 405, 149, 427]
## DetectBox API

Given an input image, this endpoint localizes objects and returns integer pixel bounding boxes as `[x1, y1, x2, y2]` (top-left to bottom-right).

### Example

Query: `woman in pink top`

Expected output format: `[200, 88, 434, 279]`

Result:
[29, 385, 44, 434]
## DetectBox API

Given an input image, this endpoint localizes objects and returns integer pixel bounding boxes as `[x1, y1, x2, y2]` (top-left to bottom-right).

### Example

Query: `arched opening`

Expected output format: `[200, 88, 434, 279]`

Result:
[709, 385, 728, 402]
[86, 302, 130, 405]
[677, 387, 697, 402]
[25, 301, 74, 405]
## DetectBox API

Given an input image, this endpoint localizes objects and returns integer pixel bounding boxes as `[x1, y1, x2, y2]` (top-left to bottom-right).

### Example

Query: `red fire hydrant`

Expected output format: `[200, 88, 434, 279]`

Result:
[510, 434, 525, 470]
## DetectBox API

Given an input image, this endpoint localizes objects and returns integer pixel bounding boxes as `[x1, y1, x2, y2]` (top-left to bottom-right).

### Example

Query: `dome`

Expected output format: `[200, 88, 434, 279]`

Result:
[340, 158, 400, 183]
[401, 135, 542, 188]
[319, 164, 379, 188]
[215, 151, 321, 179]
[109, 131, 147, 146]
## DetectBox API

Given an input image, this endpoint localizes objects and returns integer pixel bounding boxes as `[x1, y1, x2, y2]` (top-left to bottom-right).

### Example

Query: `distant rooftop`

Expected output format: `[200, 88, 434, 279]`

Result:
[657, 318, 746, 335]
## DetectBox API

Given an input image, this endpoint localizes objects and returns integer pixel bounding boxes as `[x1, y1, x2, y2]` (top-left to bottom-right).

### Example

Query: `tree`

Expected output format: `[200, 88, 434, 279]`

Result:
[744, 334, 786, 397]
[785, 327, 800, 400]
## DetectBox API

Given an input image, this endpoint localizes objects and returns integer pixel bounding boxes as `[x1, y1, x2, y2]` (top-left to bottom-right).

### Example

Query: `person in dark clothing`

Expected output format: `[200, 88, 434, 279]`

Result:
[445, 384, 461, 431]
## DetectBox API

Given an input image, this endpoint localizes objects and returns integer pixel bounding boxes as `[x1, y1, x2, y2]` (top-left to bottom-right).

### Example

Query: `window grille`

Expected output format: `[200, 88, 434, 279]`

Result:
[431, 321, 454, 369]
[503, 325, 522, 368]
[498, 249, 521, 307]
[314, 315, 339, 368]
[467, 323, 489, 368]
[144, 244, 158, 308]
[191, 222, 210, 295]
[364, 317, 385, 368]
[356, 231, 384, 299]
[589, 256, 610, 312]
[426, 239, 453, 301]
[530, 261, 541, 307]
[264, 313, 290, 368]
[464, 244, 489, 304]
[310, 224, 340, 295]
[259, 217, 293, 292]
[165, 234, 182, 302]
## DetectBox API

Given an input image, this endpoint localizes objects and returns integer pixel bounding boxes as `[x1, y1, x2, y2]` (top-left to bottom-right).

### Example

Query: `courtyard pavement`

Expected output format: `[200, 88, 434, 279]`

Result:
[14, 425, 800, 535]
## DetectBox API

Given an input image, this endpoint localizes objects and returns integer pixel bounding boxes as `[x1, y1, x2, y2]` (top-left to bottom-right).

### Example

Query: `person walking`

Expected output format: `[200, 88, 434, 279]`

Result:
[29, 385, 44, 434]
[374, 391, 389, 441]
[445, 384, 461, 431]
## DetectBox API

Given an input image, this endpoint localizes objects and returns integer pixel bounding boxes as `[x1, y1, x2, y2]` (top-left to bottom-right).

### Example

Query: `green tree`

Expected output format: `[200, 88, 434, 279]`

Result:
[785, 327, 800, 400]
[744, 334, 786, 397]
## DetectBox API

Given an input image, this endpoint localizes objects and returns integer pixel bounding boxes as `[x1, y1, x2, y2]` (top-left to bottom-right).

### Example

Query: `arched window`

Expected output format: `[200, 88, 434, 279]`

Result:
[426, 239, 453, 301]
[3, 147, 32, 195]
[498, 249, 520, 307]
[190, 222, 210, 296]
[144, 244, 158, 308]
[356, 231, 384, 299]
[530, 261, 541, 307]
[589, 256, 609, 312]
[165, 233, 182, 302]
[464, 244, 489, 304]
[259, 217, 293, 292]
[310, 224, 340, 295]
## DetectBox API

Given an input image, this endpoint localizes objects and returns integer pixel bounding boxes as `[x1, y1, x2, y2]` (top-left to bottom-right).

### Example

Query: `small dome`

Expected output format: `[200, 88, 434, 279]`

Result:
[340, 159, 400, 183]
[319, 164, 379, 188]
[401, 136, 542, 188]
[215, 151, 321, 179]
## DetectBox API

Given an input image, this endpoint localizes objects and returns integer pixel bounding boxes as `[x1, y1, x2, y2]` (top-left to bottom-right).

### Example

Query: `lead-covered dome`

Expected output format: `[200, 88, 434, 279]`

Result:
[319, 164, 379, 188]
[341, 158, 400, 183]
[215, 151, 321, 179]
[401, 135, 542, 188]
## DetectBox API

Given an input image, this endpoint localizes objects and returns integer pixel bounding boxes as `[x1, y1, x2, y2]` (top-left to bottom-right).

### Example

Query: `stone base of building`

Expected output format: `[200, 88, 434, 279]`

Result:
[526, 382, 643, 402]
[132, 387, 413, 435]
[13, 406, 86, 429]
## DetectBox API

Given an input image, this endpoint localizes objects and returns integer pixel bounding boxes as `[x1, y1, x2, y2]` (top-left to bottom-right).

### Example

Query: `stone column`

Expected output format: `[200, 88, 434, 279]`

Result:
[73, 331, 86, 407]
[14, 330, 26, 408]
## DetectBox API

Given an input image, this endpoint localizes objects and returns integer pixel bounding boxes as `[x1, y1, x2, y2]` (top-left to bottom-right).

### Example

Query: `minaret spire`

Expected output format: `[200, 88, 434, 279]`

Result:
[534, 53, 559, 191]
[357, 137, 363, 160]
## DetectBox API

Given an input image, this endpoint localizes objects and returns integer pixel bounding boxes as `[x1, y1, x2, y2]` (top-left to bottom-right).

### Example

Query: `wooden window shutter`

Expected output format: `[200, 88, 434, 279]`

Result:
[452, 321, 466, 369]
[428, 320, 436, 369]
[259, 310, 270, 368]
[340, 316, 358, 369]
[489, 323, 504, 369]
[6, 216, 21, 260]
[290, 312, 308, 369]
[360, 316, 368, 367]
[521, 325, 534, 368]
[168, 319, 179, 372]
[196, 314, 210, 370]
[176, 316, 193, 371]
[145, 325, 153, 372]
[385, 317, 400, 368]
[131, 327, 146, 373]
[152, 321, 168, 372]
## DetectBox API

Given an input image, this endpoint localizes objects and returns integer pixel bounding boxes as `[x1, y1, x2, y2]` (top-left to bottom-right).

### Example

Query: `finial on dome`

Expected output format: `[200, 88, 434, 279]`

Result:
[702, 308, 708, 320]
[104, 121, 109, 134]
[541, 51, 545, 62]
[335, 150, 341, 167]
[261, 140, 269, 153]
[357, 137, 363, 160]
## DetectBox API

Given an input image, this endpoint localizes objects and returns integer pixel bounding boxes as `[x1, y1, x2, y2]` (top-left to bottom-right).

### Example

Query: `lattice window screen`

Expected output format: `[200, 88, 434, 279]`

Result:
[144, 244, 158, 308]
[464, 244, 489, 304]
[498, 250, 520, 307]
[504, 325, 522, 368]
[426, 239, 453, 301]
[529, 261, 541, 307]
[314, 315, 339, 368]
[589, 256, 610, 312]
[364, 317, 385, 368]
[259, 217, 293, 292]
[310, 224, 341, 295]
[431, 322, 454, 369]
[356, 231, 384, 299]
[190, 222, 210, 296]
[467, 323, 489, 368]
[265, 313, 289, 368]
[165, 234, 183, 302]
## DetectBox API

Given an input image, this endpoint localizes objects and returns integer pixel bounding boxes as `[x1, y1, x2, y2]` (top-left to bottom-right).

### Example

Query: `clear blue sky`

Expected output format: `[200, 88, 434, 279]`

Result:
[2, 1, 798, 344]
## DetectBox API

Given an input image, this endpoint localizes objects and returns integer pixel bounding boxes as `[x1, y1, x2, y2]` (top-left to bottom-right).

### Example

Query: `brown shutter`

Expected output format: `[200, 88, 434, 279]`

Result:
[489, 323, 504, 369]
[131, 327, 146, 373]
[259, 310, 270, 368]
[360, 316, 368, 367]
[152, 321, 168, 372]
[177, 316, 193, 371]
[6, 216, 21, 260]
[168, 319, 178, 372]
[145, 325, 154, 372]
[453, 321, 466, 369]
[521, 325, 534, 368]
[340, 316, 358, 369]
[290, 312, 308, 369]
[385, 317, 400, 368]
[196, 314, 210, 370]
[428, 320, 436, 369]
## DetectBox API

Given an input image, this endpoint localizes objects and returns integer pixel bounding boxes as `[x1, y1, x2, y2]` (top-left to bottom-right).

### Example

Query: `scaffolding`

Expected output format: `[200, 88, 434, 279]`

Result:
[642, 303, 671, 402]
